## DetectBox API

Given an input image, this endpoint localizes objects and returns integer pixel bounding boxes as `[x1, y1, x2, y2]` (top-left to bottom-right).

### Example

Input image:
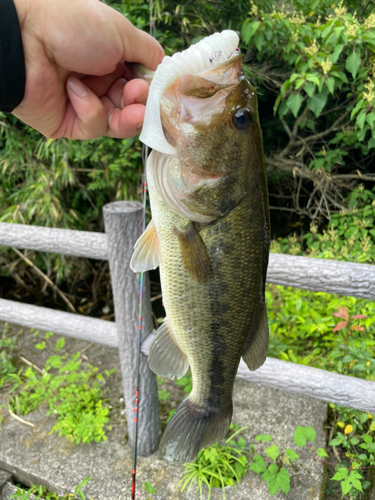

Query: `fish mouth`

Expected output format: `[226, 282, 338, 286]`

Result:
[140, 31, 240, 155]
[159, 55, 244, 178]
[180, 54, 242, 95]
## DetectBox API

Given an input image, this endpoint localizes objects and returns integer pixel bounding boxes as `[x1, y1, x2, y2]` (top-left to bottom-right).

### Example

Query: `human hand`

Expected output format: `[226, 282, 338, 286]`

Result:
[12, 0, 164, 140]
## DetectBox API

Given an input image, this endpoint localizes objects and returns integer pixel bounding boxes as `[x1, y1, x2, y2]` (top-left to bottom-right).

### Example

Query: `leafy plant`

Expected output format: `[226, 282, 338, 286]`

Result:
[157, 388, 170, 402]
[179, 427, 249, 500]
[331, 467, 367, 498]
[241, 0, 375, 219]
[178, 425, 334, 499]
[330, 305, 373, 377]
[0, 324, 23, 393]
[1, 329, 115, 444]
[175, 374, 193, 396]
[144, 481, 157, 499]
[272, 186, 375, 263]
[249, 426, 323, 496]
[266, 286, 375, 375]
[9, 477, 92, 500]
[0, 115, 142, 306]
[329, 404, 375, 498]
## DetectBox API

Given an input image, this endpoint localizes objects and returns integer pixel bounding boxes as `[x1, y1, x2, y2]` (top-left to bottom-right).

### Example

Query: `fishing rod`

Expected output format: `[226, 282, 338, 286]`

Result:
[131, 161, 147, 500]
[131, 2, 156, 498]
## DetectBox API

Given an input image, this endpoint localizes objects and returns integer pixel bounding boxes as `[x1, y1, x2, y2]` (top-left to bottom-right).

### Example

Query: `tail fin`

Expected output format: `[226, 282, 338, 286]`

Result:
[159, 397, 232, 463]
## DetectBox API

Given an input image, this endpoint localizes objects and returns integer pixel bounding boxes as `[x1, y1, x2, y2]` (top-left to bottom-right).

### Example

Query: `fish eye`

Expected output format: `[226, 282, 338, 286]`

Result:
[232, 109, 251, 130]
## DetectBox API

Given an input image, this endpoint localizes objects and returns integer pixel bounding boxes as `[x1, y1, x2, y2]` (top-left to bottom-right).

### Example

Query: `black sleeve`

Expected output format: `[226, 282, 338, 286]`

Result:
[0, 0, 26, 113]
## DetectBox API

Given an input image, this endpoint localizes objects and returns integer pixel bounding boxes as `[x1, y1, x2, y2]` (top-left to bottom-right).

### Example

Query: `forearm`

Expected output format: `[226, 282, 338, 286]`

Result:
[0, 0, 26, 112]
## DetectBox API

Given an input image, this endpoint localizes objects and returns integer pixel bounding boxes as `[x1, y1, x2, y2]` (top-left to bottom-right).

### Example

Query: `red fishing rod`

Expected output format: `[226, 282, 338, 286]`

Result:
[131, 147, 148, 500]
[131, 3, 156, 498]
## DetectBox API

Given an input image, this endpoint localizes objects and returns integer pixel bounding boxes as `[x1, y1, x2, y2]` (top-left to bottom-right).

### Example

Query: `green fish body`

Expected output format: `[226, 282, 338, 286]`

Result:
[131, 31, 270, 463]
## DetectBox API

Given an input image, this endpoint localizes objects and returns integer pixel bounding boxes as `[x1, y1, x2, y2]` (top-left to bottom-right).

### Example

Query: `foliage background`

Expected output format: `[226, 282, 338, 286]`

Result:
[1, 2, 375, 497]
[1, 0, 374, 314]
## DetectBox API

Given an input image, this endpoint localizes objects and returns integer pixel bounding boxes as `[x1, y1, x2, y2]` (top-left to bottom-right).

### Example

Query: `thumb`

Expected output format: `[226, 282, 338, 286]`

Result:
[56, 77, 109, 139]
[110, 10, 164, 71]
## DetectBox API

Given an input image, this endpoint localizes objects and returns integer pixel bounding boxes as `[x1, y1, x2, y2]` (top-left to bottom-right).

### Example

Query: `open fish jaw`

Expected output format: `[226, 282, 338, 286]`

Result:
[140, 30, 240, 155]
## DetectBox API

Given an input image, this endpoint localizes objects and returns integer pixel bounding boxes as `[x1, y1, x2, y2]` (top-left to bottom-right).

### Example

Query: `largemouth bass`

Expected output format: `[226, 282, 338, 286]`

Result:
[130, 31, 270, 463]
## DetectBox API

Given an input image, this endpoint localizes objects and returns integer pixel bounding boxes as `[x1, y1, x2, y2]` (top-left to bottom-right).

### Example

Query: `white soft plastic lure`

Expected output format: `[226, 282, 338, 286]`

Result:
[139, 30, 239, 155]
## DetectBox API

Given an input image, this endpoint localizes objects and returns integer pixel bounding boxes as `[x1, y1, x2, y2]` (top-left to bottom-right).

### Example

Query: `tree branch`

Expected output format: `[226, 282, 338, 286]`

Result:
[11, 247, 76, 313]
[303, 110, 351, 144]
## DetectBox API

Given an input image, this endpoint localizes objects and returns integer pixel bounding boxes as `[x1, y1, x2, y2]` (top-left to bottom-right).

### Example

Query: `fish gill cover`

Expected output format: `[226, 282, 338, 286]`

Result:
[139, 30, 240, 155]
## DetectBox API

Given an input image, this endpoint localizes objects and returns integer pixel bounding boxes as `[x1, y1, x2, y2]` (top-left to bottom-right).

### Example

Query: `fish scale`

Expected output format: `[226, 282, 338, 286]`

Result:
[153, 187, 267, 405]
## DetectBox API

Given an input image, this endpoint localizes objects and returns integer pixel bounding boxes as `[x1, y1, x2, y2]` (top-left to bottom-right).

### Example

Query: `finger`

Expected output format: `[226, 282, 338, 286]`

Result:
[107, 78, 127, 108]
[53, 76, 109, 139]
[122, 79, 149, 107]
[102, 97, 145, 138]
[81, 62, 126, 97]
[106, 78, 148, 110]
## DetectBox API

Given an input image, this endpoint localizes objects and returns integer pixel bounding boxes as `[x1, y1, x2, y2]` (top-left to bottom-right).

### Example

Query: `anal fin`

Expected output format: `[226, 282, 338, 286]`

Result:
[148, 318, 189, 380]
[130, 220, 160, 273]
[242, 306, 269, 371]
[174, 223, 211, 283]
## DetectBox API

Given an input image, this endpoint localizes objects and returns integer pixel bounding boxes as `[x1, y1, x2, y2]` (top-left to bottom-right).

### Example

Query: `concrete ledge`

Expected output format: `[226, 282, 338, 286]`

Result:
[0, 482, 36, 500]
[0, 380, 327, 500]
[0, 469, 12, 495]
[0, 323, 328, 499]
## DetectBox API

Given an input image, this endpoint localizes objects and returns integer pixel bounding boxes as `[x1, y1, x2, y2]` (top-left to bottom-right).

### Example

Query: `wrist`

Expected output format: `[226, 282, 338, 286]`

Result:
[0, 0, 27, 112]
[12, 0, 27, 28]
[12, 0, 43, 42]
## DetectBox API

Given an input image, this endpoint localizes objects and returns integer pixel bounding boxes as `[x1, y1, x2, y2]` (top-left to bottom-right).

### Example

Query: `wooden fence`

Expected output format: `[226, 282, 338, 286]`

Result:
[1, 200, 375, 456]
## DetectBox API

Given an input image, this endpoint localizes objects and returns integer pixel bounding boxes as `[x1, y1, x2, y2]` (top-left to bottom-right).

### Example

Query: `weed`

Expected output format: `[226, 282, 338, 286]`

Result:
[178, 423, 375, 499]
[0, 324, 23, 393]
[157, 388, 170, 402]
[144, 481, 157, 499]
[175, 374, 192, 396]
[330, 306, 374, 378]
[266, 293, 375, 497]
[1, 328, 115, 444]
[331, 466, 368, 498]
[9, 477, 92, 500]
[249, 426, 322, 496]
[266, 287, 375, 378]
[179, 426, 249, 500]
[328, 404, 375, 498]
[160, 373, 193, 424]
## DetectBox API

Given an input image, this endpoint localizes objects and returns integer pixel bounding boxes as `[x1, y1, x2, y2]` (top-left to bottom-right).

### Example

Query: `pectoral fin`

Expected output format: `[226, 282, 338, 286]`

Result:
[242, 306, 269, 371]
[148, 318, 189, 380]
[130, 220, 160, 272]
[174, 223, 212, 283]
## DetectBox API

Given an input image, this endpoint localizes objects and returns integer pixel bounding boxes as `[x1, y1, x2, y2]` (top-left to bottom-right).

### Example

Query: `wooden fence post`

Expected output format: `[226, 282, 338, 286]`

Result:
[103, 201, 160, 455]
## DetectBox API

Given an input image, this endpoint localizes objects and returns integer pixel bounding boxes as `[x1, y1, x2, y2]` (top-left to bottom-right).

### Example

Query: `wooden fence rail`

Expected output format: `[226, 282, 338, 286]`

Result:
[1, 221, 374, 300]
[1, 202, 375, 455]
[0, 299, 118, 347]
